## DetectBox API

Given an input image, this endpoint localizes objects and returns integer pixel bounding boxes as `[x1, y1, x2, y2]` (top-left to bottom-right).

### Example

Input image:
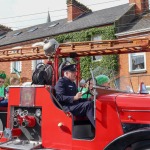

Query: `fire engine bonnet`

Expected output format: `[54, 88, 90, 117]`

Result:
[96, 75, 110, 86]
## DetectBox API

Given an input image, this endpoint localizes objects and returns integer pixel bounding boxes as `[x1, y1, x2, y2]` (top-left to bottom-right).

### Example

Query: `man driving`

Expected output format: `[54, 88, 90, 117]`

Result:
[55, 64, 95, 128]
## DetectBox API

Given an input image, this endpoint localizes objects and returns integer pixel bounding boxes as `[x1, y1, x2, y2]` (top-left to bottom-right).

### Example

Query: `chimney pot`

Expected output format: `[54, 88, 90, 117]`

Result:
[67, 0, 92, 22]
[129, 0, 149, 15]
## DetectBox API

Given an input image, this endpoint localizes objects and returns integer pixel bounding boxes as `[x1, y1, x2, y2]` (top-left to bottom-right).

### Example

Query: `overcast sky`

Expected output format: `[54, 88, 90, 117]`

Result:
[0, 0, 129, 30]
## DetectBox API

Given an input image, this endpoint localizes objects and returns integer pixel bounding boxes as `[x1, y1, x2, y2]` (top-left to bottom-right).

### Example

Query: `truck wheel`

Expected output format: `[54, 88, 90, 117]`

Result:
[125, 147, 132, 150]
[131, 140, 150, 150]
[104, 129, 150, 150]
[125, 141, 150, 150]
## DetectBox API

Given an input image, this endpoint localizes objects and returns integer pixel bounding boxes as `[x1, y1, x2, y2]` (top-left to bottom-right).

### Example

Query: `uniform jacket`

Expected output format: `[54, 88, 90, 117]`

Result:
[55, 77, 78, 105]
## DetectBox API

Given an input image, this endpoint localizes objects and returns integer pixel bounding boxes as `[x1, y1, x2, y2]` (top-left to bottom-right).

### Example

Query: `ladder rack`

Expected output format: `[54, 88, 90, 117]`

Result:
[0, 38, 149, 62]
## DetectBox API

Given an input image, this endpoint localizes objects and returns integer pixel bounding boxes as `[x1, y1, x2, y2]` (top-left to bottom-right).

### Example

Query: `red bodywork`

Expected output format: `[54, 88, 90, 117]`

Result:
[0, 86, 149, 150]
[0, 39, 150, 149]
[116, 94, 150, 124]
[8, 87, 123, 149]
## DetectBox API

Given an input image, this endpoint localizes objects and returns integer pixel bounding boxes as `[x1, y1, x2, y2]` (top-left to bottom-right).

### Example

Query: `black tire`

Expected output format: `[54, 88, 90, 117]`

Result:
[131, 140, 150, 150]
[104, 128, 150, 150]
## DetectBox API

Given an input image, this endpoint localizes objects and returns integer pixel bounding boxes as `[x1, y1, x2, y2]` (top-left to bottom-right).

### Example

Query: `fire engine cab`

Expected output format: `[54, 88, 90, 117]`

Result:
[0, 38, 150, 150]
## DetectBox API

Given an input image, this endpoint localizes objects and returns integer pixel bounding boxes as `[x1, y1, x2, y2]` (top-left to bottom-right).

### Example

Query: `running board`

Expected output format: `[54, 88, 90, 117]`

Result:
[0, 139, 42, 150]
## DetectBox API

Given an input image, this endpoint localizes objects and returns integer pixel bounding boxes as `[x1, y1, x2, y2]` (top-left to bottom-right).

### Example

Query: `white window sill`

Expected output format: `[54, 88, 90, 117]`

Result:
[129, 70, 147, 74]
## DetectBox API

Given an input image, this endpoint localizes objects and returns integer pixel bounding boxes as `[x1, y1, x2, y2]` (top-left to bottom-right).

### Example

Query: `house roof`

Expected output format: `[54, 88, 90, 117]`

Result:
[116, 14, 150, 36]
[0, 3, 131, 47]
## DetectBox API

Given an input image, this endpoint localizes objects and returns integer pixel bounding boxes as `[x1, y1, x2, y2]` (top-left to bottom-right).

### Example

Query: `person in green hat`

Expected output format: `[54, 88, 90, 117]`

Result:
[0, 73, 8, 105]
[79, 78, 95, 99]
[95, 75, 110, 87]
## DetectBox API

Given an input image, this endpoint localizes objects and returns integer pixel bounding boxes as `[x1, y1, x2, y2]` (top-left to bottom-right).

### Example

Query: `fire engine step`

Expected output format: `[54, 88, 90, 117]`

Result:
[0, 139, 42, 150]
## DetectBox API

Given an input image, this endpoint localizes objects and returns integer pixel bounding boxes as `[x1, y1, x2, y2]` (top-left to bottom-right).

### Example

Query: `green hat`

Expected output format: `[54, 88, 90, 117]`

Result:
[96, 75, 110, 86]
[0, 73, 6, 79]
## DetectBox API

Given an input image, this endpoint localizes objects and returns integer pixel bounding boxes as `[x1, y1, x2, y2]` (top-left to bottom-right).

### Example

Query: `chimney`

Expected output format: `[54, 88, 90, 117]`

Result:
[129, 0, 149, 15]
[67, 0, 92, 22]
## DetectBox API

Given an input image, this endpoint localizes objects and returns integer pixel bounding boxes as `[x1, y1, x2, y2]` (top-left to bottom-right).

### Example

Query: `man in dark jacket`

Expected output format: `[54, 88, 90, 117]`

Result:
[55, 64, 95, 128]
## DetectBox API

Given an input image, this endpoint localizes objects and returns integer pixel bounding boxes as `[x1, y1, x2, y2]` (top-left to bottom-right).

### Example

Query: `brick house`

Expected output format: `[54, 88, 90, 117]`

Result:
[0, 0, 138, 83]
[115, 0, 150, 92]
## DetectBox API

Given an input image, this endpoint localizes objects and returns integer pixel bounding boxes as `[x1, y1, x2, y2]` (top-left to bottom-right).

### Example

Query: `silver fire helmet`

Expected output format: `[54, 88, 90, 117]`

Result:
[43, 39, 59, 56]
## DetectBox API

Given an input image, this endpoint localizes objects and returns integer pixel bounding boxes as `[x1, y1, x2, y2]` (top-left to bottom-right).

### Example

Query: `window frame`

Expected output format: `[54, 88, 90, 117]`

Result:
[128, 52, 146, 73]
[91, 34, 102, 62]
[11, 61, 22, 73]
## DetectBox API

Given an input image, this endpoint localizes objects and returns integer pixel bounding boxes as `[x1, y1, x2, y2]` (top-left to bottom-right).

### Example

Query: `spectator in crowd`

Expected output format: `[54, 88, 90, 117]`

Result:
[9, 77, 20, 85]
[0, 72, 8, 106]
[95, 75, 110, 87]
[4, 76, 21, 101]
[80, 75, 110, 98]
[6, 76, 20, 91]
[80, 78, 95, 99]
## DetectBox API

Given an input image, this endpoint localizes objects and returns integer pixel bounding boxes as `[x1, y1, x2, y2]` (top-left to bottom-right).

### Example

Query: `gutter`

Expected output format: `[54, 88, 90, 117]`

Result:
[115, 27, 150, 37]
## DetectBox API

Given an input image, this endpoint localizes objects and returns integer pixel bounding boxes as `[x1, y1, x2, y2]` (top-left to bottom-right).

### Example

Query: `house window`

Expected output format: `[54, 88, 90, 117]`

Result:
[0, 35, 6, 40]
[129, 52, 146, 72]
[13, 31, 22, 36]
[91, 34, 102, 61]
[32, 60, 44, 70]
[11, 61, 22, 73]
[27, 27, 38, 32]
[48, 23, 59, 28]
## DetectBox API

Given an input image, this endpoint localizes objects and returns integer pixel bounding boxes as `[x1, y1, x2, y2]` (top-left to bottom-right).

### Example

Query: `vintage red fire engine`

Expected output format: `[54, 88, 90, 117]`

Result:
[0, 38, 150, 150]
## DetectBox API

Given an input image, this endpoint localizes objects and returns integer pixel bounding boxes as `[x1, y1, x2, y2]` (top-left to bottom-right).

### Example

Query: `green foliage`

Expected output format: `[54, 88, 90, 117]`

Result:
[55, 26, 115, 42]
[91, 55, 119, 79]
[54, 25, 118, 79]
[80, 57, 92, 79]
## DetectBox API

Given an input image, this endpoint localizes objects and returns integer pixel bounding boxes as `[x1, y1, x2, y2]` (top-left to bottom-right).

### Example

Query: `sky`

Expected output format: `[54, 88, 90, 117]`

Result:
[0, 0, 129, 30]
